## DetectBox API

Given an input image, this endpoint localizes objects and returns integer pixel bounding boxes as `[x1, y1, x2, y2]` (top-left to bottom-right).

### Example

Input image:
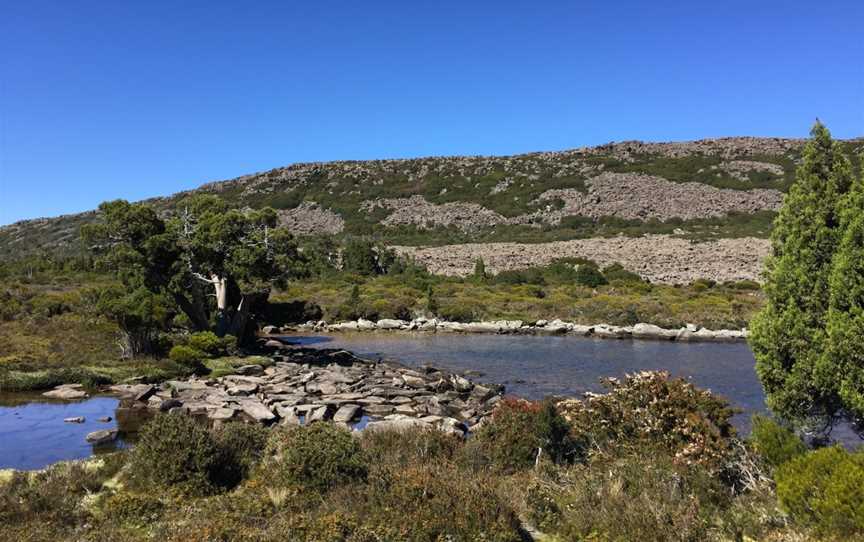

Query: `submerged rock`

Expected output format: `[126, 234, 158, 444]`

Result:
[85, 429, 118, 445]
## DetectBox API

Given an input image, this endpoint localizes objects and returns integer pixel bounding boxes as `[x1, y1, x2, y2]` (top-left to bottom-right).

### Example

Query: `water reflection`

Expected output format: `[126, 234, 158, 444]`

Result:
[286, 332, 859, 445]
[0, 394, 150, 470]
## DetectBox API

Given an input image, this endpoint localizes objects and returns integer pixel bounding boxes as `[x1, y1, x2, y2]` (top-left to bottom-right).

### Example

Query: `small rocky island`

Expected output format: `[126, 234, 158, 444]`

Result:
[68, 345, 504, 437]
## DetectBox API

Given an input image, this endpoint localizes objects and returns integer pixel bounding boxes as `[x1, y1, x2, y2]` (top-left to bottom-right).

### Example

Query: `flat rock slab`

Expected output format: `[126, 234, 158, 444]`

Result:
[239, 401, 276, 422]
[43, 387, 88, 400]
[227, 383, 258, 396]
[307, 405, 333, 423]
[167, 381, 208, 392]
[333, 404, 361, 423]
[86, 429, 118, 445]
[209, 408, 237, 421]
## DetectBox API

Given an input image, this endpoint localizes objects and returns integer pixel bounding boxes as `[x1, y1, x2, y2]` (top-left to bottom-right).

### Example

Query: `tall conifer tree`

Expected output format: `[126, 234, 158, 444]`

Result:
[821, 159, 864, 423]
[750, 122, 854, 429]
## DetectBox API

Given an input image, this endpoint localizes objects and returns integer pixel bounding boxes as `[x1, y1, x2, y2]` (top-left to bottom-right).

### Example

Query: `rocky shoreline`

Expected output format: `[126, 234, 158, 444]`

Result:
[59, 346, 506, 438]
[279, 318, 749, 342]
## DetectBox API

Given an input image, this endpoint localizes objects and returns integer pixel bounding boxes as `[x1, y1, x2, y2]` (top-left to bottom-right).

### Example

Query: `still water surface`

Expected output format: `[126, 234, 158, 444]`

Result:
[292, 333, 765, 432]
[0, 394, 147, 470]
[1, 333, 857, 470]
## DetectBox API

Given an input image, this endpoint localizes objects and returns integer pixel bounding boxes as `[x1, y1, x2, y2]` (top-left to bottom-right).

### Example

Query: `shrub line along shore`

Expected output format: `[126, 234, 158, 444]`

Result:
[279, 317, 749, 342]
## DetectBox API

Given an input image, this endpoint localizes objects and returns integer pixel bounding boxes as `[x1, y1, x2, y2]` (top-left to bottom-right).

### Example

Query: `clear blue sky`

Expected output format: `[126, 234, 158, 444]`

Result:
[1, 1, 862, 225]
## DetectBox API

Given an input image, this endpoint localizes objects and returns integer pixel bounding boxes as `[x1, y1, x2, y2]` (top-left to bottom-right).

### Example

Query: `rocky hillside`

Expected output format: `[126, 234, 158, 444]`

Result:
[3, 137, 862, 282]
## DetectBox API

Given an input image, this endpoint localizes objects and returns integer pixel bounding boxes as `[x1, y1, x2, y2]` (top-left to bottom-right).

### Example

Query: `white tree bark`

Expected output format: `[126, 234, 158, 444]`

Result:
[212, 275, 228, 311]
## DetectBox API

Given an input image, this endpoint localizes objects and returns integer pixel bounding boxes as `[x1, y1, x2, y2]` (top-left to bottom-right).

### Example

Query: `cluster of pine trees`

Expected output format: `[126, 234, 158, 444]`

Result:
[751, 122, 864, 435]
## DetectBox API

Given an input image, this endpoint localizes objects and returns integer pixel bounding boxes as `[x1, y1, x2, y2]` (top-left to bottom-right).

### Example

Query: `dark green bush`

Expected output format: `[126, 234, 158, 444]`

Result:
[126, 413, 220, 496]
[342, 238, 393, 275]
[574, 262, 608, 287]
[749, 414, 806, 469]
[212, 422, 270, 487]
[186, 331, 234, 357]
[727, 279, 761, 291]
[692, 278, 717, 291]
[493, 268, 546, 285]
[469, 398, 579, 472]
[602, 262, 644, 284]
[168, 345, 205, 370]
[776, 446, 864, 537]
[264, 423, 369, 492]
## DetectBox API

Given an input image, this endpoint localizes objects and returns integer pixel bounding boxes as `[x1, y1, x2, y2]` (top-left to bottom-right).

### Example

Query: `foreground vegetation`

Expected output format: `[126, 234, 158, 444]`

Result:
[2, 372, 861, 541]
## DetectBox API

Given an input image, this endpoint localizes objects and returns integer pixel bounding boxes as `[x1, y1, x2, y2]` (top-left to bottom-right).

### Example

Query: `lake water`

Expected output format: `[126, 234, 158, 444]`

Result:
[290, 333, 766, 432]
[0, 394, 149, 470]
[2, 333, 857, 470]
[290, 332, 860, 444]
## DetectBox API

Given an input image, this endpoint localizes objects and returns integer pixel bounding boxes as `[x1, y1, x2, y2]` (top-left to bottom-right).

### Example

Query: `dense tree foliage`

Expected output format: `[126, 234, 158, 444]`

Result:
[750, 122, 862, 433]
[82, 196, 298, 351]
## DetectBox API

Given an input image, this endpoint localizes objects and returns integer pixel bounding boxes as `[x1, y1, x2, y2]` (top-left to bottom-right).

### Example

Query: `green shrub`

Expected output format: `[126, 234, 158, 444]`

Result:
[558, 371, 737, 475]
[493, 268, 546, 285]
[469, 398, 579, 472]
[99, 492, 165, 526]
[728, 279, 761, 290]
[0, 458, 123, 528]
[602, 262, 643, 284]
[345, 464, 523, 541]
[528, 454, 725, 542]
[692, 278, 717, 291]
[749, 414, 806, 469]
[264, 423, 368, 492]
[361, 425, 461, 468]
[574, 262, 608, 287]
[186, 331, 233, 356]
[212, 422, 269, 487]
[168, 344, 205, 369]
[126, 413, 220, 496]
[776, 446, 864, 537]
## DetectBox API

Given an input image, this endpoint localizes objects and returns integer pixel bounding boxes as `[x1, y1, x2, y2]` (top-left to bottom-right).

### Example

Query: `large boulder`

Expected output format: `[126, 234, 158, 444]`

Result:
[239, 400, 276, 423]
[376, 319, 406, 330]
[631, 323, 677, 340]
[43, 385, 88, 400]
[328, 321, 359, 331]
[356, 319, 377, 331]
[333, 404, 361, 423]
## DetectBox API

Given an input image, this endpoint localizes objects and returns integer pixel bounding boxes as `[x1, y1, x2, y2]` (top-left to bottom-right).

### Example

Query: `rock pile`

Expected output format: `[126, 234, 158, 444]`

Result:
[361, 195, 512, 232]
[536, 173, 783, 222]
[285, 318, 748, 342]
[106, 348, 503, 435]
[395, 234, 770, 284]
[277, 201, 345, 235]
